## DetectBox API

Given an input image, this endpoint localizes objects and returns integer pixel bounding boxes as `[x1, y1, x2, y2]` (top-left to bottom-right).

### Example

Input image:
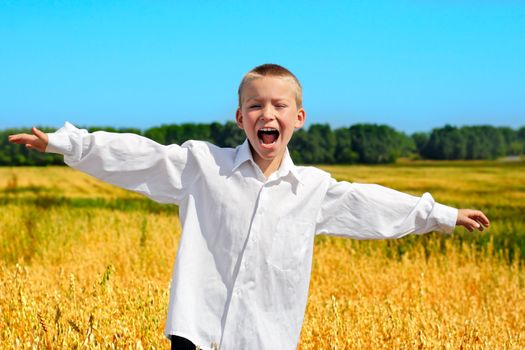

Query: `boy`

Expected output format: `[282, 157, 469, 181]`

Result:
[9, 64, 489, 350]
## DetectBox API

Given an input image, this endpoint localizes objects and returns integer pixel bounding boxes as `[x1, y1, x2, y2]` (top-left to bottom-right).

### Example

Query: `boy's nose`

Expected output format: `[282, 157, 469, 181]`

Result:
[260, 106, 276, 120]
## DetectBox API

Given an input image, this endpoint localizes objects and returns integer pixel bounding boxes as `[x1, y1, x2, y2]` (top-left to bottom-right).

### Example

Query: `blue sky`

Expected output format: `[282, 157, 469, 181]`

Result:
[1, 0, 524, 133]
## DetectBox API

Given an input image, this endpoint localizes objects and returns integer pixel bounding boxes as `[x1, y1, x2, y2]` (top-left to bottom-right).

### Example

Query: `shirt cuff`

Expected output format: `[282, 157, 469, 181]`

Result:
[45, 132, 72, 155]
[432, 203, 458, 234]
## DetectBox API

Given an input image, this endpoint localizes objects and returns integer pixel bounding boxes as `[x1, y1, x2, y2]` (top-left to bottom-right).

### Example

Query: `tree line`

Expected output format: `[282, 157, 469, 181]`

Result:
[1, 122, 524, 166]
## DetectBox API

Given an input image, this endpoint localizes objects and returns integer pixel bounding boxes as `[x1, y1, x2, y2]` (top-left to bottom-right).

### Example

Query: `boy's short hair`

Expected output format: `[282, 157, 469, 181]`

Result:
[238, 64, 303, 108]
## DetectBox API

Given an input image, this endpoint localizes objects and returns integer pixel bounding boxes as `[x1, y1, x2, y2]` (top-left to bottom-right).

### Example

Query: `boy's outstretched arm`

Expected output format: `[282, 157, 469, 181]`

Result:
[8, 127, 48, 152]
[315, 179, 490, 240]
[8, 123, 199, 205]
[456, 209, 490, 232]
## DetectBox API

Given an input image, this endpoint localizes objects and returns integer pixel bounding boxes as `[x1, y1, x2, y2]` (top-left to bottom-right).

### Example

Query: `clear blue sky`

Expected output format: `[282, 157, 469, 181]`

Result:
[1, 0, 524, 133]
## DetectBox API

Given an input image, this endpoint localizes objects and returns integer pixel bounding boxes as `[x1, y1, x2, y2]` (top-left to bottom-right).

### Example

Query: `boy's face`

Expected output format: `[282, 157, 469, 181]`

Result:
[236, 76, 305, 167]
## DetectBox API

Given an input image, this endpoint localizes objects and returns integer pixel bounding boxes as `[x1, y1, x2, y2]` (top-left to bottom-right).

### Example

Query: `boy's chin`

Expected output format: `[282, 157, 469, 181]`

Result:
[258, 142, 278, 151]
[256, 149, 286, 163]
[251, 144, 281, 160]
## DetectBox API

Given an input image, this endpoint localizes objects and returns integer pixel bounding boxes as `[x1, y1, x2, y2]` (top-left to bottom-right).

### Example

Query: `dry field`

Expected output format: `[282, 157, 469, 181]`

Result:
[1, 162, 524, 349]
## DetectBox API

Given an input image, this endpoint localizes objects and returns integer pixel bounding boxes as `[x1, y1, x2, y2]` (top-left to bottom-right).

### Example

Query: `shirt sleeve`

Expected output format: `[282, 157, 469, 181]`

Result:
[315, 177, 458, 239]
[46, 121, 200, 204]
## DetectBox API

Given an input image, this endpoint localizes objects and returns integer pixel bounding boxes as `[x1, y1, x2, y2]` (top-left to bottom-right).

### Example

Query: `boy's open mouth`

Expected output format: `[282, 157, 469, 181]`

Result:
[257, 128, 280, 145]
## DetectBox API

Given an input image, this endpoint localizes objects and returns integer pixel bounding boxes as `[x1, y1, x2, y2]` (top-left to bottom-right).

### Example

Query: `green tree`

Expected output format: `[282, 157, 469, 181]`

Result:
[423, 125, 466, 160]
[289, 129, 312, 164]
[307, 124, 337, 163]
[215, 121, 245, 148]
[412, 132, 429, 158]
[462, 126, 505, 160]
[515, 126, 525, 155]
[144, 126, 167, 144]
[349, 124, 400, 164]
[395, 131, 417, 158]
[334, 128, 358, 164]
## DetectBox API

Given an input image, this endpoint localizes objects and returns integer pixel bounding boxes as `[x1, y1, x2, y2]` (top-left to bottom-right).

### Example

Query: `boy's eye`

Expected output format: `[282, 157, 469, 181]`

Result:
[249, 105, 261, 109]
[275, 104, 287, 108]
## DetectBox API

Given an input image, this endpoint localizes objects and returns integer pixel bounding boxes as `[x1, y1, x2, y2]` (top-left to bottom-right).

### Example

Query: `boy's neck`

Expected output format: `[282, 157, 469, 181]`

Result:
[251, 149, 285, 179]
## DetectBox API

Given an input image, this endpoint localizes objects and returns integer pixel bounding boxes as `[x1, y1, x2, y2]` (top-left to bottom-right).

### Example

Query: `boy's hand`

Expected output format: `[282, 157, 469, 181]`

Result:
[8, 127, 49, 152]
[456, 209, 490, 232]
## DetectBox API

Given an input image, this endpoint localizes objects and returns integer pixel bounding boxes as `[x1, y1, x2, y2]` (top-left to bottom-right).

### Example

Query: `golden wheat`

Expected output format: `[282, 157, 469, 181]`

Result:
[1, 163, 524, 348]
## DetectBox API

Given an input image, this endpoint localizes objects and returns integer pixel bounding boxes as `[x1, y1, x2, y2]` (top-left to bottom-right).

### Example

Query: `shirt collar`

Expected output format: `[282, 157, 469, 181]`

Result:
[232, 139, 303, 185]
[277, 148, 303, 185]
[232, 139, 253, 172]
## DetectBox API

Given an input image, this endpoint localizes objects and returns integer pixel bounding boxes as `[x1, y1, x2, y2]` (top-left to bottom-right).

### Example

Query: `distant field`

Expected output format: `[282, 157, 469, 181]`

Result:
[1, 163, 524, 348]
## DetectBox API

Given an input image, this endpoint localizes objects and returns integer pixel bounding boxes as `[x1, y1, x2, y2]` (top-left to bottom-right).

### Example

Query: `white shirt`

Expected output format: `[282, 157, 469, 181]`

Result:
[47, 122, 458, 350]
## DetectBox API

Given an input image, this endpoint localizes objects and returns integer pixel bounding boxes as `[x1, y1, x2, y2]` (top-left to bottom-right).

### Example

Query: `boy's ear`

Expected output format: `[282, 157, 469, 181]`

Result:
[235, 108, 244, 129]
[294, 108, 306, 129]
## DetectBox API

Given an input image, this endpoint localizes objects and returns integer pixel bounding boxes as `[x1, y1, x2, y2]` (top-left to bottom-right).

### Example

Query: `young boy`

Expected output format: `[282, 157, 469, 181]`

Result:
[9, 64, 489, 350]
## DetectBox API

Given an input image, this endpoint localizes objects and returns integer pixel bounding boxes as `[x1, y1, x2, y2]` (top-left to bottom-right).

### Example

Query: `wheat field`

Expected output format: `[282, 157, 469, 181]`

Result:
[1, 162, 524, 349]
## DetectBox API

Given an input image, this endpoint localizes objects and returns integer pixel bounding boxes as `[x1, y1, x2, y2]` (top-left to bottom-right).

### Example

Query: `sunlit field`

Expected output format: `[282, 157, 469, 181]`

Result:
[1, 162, 524, 349]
